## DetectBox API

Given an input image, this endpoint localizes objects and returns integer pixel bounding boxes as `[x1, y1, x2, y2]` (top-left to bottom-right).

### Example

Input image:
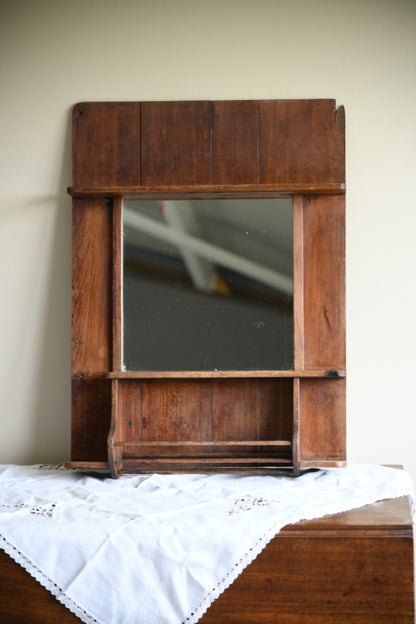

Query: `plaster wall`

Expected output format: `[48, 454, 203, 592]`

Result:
[1, 0, 415, 482]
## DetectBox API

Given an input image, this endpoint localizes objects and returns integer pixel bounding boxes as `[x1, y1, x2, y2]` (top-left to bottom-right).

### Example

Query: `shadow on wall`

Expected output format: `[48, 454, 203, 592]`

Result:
[32, 109, 72, 464]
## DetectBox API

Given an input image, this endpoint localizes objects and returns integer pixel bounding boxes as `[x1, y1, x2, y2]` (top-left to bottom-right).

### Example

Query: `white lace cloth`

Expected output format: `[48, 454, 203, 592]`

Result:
[0, 464, 413, 624]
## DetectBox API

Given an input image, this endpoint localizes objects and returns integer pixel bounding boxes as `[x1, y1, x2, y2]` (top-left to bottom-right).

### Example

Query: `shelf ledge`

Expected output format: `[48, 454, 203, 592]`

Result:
[68, 182, 346, 199]
[72, 370, 346, 380]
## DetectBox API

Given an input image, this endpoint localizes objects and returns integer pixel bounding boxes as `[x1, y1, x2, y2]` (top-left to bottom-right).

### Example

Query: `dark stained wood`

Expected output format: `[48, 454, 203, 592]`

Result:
[258, 379, 293, 442]
[1, 497, 412, 623]
[72, 102, 141, 187]
[140, 380, 213, 444]
[141, 101, 212, 185]
[303, 194, 346, 370]
[289, 495, 413, 533]
[71, 100, 344, 190]
[68, 182, 345, 198]
[0, 550, 83, 624]
[108, 379, 295, 467]
[117, 380, 142, 444]
[259, 99, 345, 184]
[292, 195, 305, 370]
[71, 379, 111, 462]
[213, 100, 259, 184]
[122, 456, 293, 467]
[72, 198, 112, 374]
[212, 379, 260, 443]
[119, 440, 291, 447]
[206, 379, 292, 447]
[298, 378, 346, 464]
[112, 196, 123, 372]
[108, 379, 122, 478]
[100, 369, 345, 379]
[202, 536, 414, 623]
[292, 378, 300, 473]
[66, 461, 108, 470]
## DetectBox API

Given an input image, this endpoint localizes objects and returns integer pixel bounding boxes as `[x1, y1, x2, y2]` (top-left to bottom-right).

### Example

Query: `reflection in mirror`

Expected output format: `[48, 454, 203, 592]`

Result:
[123, 198, 293, 371]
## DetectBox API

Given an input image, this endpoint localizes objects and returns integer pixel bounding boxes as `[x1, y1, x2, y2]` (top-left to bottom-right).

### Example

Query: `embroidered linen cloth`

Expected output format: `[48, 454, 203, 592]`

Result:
[0, 464, 413, 624]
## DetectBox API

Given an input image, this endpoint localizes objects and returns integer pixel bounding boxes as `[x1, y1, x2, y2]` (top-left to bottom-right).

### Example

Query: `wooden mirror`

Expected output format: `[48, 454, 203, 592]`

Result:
[68, 99, 346, 477]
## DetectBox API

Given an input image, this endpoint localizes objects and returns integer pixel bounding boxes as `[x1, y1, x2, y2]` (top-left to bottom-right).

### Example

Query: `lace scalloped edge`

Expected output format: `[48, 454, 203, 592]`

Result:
[0, 534, 100, 624]
[182, 490, 415, 624]
[181, 517, 286, 624]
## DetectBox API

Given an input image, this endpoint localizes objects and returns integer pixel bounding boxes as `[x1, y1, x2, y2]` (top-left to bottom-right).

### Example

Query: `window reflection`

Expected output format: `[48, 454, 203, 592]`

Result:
[123, 198, 293, 371]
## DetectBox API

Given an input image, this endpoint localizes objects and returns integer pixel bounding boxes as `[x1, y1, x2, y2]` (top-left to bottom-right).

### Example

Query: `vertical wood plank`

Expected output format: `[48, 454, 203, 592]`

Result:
[72, 198, 112, 373]
[212, 380, 259, 443]
[292, 378, 300, 474]
[112, 197, 123, 372]
[72, 102, 141, 187]
[108, 379, 122, 477]
[292, 195, 305, 370]
[141, 101, 212, 185]
[303, 195, 346, 370]
[117, 380, 143, 444]
[257, 379, 292, 442]
[71, 379, 111, 461]
[212, 100, 259, 184]
[140, 380, 212, 443]
[298, 378, 346, 463]
[259, 99, 345, 184]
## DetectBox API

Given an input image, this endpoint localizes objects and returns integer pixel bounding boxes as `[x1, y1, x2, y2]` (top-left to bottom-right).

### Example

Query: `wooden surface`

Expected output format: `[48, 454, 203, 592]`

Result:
[72, 102, 141, 187]
[69, 182, 345, 198]
[71, 198, 112, 374]
[258, 99, 345, 184]
[72, 99, 345, 188]
[0, 496, 413, 623]
[212, 100, 259, 184]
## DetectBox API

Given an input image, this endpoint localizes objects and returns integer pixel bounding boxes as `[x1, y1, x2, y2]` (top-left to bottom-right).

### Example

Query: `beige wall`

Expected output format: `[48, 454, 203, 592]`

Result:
[1, 0, 415, 481]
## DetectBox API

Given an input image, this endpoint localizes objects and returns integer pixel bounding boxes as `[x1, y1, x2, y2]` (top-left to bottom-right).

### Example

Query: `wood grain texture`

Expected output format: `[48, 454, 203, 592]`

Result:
[140, 380, 213, 444]
[0, 497, 412, 624]
[298, 378, 346, 463]
[303, 194, 346, 370]
[111, 197, 123, 372]
[212, 100, 259, 184]
[201, 535, 414, 623]
[292, 195, 305, 370]
[141, 101, 212, 185]
[73, 102, 141, 187]
[111, 379, 294, 465]
[259, 99, 345, 184]
[69, 182, 345, 198]
[71, 379, 111, 462]
[72, 198, 112, 374]
[72, 100, 344, 189]
[108, 379, 123, 478]
[101, 370, 345, 379]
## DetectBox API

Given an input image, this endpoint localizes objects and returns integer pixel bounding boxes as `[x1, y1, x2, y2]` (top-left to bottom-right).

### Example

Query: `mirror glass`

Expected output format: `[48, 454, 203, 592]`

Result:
[123, 198, 293, 371]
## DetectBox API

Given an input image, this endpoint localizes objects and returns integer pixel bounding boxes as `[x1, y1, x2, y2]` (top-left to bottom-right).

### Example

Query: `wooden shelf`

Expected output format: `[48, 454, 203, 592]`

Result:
[117, 440, 292, 447]
[65, 461, 109, 470]
[68, 182, 346, 199]
[121, 457, 293, 466]
[72, 369, 346, 380]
